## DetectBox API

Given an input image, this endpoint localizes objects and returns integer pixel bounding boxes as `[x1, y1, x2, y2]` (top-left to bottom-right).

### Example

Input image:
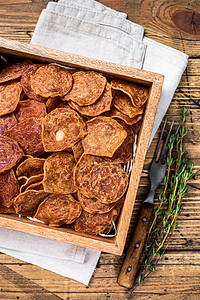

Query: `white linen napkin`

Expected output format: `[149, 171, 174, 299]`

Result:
[0, 0, 188, 285]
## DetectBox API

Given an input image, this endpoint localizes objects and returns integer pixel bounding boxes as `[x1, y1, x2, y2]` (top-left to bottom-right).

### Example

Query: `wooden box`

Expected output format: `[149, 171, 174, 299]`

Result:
[0, 37, 164, 255]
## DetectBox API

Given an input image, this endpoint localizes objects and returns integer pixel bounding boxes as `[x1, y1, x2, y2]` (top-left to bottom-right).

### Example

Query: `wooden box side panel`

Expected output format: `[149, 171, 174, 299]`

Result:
[0, 38, 164, 255]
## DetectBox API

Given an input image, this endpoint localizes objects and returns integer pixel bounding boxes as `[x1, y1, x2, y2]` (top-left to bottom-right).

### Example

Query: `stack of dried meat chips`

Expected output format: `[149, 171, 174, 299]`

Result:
[0, 59, 148, 235]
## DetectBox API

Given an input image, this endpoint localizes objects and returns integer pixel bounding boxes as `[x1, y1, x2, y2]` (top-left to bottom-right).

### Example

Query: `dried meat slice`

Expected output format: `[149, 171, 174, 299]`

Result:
[110, 120, 135, 164]
[74, 209, 117, 235]
[46, 97, 61, 113]
[68, 83, 112, 116]
[82, 162, 128, 203]
[20, 174, 44, 193]
[31, 65, 73, 98]
[0, 134, 24, 173]
[43, 152, 77, 194]
[0, 113, 18, 135]
[42, 108, 87, 151]
[73, 154, 104, 198]
[34, 194, 82, 226]
[77, 191, 117, 214]
[26, 181, 43, 191]
[0, 60, 33, 83]
[14, 190, 48, 217]
[0, 169, 19, 207]
[105, 106, 143, 125]
[0, 204, 15, 214]
[82, 116, 127, 157]
[21, 64, 46, 102]
[15, 99, 47, 122]
[16, 157, 45, 178]
[0, 81, 22, 116]
[63, 71, 106, 106]
[112, 89, 144, 118]
[72, 140, 84, 163]
[6, 117, 44, 156]
[111, 79, 148, 107]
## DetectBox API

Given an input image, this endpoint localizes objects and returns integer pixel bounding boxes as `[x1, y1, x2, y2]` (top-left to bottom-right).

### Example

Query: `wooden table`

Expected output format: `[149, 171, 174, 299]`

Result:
[0, 0, 200, 299]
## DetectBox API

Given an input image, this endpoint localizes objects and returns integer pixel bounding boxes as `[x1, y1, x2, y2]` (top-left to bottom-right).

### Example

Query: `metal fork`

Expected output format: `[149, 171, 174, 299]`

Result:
[118, 118, 176, 288]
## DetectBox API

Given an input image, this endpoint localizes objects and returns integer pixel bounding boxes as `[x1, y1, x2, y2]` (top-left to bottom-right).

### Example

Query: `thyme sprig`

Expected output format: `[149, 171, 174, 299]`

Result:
[126, 108, 193, 299]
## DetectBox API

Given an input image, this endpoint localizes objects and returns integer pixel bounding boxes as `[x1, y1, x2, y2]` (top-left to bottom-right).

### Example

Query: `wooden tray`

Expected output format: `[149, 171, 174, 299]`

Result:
[0, 37, 164, 255]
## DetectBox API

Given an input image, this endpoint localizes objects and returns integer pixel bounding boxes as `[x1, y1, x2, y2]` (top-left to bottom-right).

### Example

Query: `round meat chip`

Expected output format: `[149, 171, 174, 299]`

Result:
[43, 152, 77, 194]
[77, 191, 119, 214]
[6, 117, 44, 156]
[15, 99, 47, 123]
[111, 79, 148, 107]
[68, 83, 112, 116]
[16, 157, 45, 178]
[0, 134, 24, 173]
[34, 194, 82, 227]
[82, 162, 128, 204]
[21, 64, 46, 102]
[42, 108, 87, 151]
[0, 113, 18, 136]
[63, 71, 107, 106]
[73, 154, 104, 198]
[0, 169, 19, 208]
[26, 181, 44, 191]
[0, 60, 33, 84]
[72, 140, 84, 163]
[82, 116, 127, 157]
[112, 89, 144, 118]
[132, 119, 142, 135]
[46, 97, 61, 113]
[0, 81, 22, 116]
[74, 209, 117, 235]
[31, 65, 73, 98]
[14, 190, 49, 217]
[105, 106, 143, 125]
[20, 174, 44, 194]
[110, 120, 135, 164]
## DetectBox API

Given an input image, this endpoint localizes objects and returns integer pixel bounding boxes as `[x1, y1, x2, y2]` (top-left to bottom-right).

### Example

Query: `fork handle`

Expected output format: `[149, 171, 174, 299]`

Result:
[117, 202, 154, 288]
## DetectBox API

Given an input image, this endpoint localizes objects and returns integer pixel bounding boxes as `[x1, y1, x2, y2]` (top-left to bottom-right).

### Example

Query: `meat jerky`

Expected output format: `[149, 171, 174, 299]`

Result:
[15, 99, 47, 122]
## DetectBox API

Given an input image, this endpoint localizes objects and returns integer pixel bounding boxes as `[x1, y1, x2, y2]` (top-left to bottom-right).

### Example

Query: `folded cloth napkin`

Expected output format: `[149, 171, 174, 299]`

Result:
[0, 0, 188, 286]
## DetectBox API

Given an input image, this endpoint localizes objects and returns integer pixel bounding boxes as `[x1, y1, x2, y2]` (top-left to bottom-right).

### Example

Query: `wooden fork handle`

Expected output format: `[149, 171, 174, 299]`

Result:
[117, 202, 154, 288]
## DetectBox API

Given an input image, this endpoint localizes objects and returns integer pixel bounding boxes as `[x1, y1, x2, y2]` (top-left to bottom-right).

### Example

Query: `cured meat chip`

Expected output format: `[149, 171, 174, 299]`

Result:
[46, 97, 61, 113]
[21, 64, 46, 102]
[20, 174, 44, 194]
[43, 152, 77, 194]
[111, 79, 148, 107]
[15, 100, 47, 122]
[112, 89, 144, 118]
[63, 71, 107, 106]
[0, 205, 15, 214]
[68, 83, 112, 116]
[73, 154, 104, 198]
[26, 181, 43, 191]
[34, 194, 82, 226]
[14, 190, 48, 217]
[105, 106, 143, 125]
[0, 135, 24, 173]
[110, 120, 135, 164]
[42, 108, 87, 151]
[6, 117, 44, 156]
[0, 169, 19, 207]
[74, 209, 117, 235]
[0, 60, 32, 84]
[82, 162, 128, 203]
[16, 157, 45, 178]
[0, 113, 18, 135]
[77, 191, 118, 214]
[82, 116, 127, 157]
[0, 81, 22, 116]
[72, 140, 84, 163]
[31, 65, 73, 98]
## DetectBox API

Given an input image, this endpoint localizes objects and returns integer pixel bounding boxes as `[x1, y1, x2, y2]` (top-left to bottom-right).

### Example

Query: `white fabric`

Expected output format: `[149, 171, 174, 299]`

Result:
[0, 0, 188, 286]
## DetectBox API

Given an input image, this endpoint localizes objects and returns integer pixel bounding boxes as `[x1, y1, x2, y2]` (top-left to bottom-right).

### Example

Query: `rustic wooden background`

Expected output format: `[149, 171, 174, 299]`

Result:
[0, 0, 200, 299]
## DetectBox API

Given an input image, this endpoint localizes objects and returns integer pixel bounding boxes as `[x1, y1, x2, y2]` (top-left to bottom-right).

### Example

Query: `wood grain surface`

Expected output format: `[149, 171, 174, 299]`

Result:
[0, 0, 200, 299]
